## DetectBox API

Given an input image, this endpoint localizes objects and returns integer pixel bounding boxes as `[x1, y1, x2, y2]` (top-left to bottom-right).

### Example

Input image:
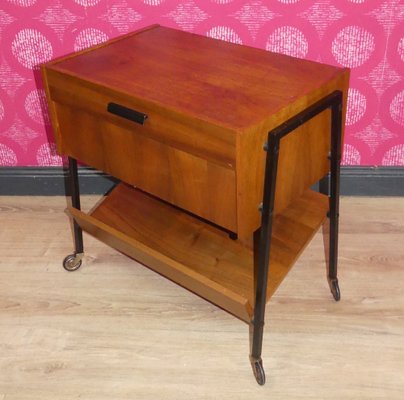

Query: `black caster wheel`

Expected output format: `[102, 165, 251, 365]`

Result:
[329, 278, 341, 301]
[250, 358, 266, 386]
[63, 254, 83, 272]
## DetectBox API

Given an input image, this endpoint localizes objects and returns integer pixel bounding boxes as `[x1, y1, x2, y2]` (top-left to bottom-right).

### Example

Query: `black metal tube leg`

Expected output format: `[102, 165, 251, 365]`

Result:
[249, 91, 343, 383]
[250, 133, 280, 386]
[328, 93, 343, 301]
[68, 157, 84, 254]
[62, 157, 84, 272]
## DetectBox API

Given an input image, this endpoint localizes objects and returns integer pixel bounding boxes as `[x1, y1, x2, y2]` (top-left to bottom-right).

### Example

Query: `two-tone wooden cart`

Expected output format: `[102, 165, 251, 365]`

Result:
[42, 25, 350, 385]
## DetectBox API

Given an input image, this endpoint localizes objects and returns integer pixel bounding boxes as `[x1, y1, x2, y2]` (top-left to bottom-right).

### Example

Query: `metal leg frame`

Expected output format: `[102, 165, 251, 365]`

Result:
[249, 91, 343, 385]
[319, 97, 342, 301]
[328, 96, 343, 301]
[62, 157, 84, 271]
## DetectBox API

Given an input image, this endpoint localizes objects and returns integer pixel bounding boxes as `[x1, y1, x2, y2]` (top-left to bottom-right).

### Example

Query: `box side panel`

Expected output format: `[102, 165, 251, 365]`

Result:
[236, 70, 350, 240]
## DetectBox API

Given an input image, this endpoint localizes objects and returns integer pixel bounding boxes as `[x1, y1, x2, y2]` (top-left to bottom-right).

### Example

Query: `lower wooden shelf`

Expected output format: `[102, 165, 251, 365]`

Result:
[69, 183, 328, 323]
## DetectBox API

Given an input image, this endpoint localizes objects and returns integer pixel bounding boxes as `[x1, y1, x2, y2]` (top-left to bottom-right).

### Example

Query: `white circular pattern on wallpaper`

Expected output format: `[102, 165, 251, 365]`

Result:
[36, 142, 63, 166]
[389, 90, 404, 127]
[382, 144, 404, 166]
[0, 0, 402, 166]
[331, 26, 375, 68]
[6, 0, 38, 6]
[0, 143, 18, 166]
[346, 88, 367, 127]
[0, 100, 4, 122]
[73, 0, 101, 6]
[73, 28, 109, 51]
[398, 38, 404, 62]
[24, 89, 49, 125]
[343, 143, 361, 165]
[207, 25, 242, 44]
[266, 26, 308, 58]
[277, 0, 300, 4]
[11, 29, 53, 69]
[142, 0, 165, 6]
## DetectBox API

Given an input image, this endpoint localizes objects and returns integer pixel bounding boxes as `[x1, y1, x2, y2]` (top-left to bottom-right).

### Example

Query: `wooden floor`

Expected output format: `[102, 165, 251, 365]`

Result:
[0, 195, 403, 399]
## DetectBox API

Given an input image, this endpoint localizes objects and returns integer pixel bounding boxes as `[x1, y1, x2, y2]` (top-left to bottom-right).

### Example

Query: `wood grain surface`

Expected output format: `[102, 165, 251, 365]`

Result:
[46, 25, 347, 132]
[68, 184, 327, 321]
[1, 195, 403, 399]
[54, 99, 239, 231]
[42, 24, 349, 238]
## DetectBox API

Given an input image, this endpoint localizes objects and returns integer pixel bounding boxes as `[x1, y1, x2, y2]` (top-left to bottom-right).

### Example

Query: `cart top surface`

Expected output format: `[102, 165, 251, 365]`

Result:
[46, 25, 347, 132]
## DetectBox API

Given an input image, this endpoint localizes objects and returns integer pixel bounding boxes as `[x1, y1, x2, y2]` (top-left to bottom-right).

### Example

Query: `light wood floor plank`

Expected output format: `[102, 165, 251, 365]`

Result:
[0, 196, 403, 399]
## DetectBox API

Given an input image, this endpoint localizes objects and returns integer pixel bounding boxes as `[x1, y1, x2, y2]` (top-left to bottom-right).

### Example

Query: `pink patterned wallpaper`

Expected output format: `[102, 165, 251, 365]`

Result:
[0, 0, 403, 167]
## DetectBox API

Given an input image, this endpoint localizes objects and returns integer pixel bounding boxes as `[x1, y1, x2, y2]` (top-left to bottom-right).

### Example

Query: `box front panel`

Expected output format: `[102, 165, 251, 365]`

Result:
[53, 102, 238, 232]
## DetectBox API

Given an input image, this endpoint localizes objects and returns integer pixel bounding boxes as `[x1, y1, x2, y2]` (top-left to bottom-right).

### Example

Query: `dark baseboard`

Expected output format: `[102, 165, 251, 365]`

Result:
[339, 166, 404, 196]
[0, 166, 403, 196]
[0, 166, 118, 196]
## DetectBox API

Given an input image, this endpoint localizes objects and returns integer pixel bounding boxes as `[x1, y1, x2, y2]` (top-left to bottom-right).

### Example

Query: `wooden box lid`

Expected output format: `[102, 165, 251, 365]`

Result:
[45, 24, 347, 134]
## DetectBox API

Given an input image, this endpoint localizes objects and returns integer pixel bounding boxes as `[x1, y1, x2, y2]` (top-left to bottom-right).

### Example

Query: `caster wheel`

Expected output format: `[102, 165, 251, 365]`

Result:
[329, 278, 341, 301]
[251, 358, 266, 386]
[63, 254, 82, 272]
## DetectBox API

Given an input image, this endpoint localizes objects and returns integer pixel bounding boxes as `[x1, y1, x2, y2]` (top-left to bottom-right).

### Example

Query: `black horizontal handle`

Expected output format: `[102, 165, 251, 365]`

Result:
[107, 102, 148, 125]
